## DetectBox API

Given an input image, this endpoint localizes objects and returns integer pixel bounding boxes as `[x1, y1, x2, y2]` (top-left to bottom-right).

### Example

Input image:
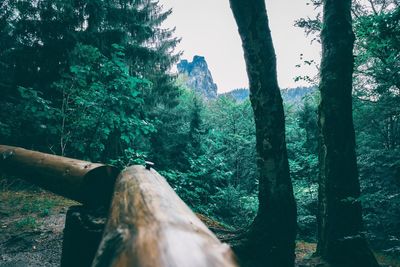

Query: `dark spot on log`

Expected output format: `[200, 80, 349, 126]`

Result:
[92, 228, 128, 267]
[145, 161, 155, 170]
[1, 150, 14, 160]
[63, 168, 70, 176]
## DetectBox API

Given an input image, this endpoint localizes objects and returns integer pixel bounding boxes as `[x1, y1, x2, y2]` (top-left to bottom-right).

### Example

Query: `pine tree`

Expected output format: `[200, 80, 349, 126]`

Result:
[0, 0, 180, 159]
[81, 0, 181, 107]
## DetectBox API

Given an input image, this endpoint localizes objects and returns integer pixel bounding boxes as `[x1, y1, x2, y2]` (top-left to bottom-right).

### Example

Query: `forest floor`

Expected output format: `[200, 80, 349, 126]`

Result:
[0, 185, 76, 267]
[0, 187, 399, 267]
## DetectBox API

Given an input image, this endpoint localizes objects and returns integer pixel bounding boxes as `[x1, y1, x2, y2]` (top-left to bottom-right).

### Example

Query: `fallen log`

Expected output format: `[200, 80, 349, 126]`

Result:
[0, 145, 119, 207]
[92, 165, 238, 267]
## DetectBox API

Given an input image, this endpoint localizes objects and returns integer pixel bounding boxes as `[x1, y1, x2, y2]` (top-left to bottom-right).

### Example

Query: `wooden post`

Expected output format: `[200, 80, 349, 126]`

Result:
[61, 205, 107, 267]
[92, 165, 238, 267]
[0, 145, 119, 207]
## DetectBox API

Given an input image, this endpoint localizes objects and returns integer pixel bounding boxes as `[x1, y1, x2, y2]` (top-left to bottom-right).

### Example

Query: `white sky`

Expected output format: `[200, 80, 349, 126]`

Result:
[162, 0, 321, 93]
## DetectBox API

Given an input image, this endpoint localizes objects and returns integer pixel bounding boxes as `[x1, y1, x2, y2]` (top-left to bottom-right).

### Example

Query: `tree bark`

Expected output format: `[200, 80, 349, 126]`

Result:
[229, 1, 297, 266]
[317, 1, 378, 266]
[92, 165, 238, 267]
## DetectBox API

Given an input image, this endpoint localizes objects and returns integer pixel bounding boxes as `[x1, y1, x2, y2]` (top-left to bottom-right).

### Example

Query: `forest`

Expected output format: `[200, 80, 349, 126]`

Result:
[0, 0, 399, 266]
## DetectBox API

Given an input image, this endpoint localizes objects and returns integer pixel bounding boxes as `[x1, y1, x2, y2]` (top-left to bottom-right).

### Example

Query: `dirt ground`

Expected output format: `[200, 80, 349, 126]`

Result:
[0, 215, 64, 267]
[1, 189, 399, 267]
[0, 188, 75, 267]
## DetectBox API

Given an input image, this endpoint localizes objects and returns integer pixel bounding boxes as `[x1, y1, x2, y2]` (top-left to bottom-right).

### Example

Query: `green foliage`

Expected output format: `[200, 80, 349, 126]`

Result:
[294, 181, 318, 241]
[21, 198, 56, 217]
[354, 6, 400, 100]
[0, 0, 179, 158]
[283, 91, 319, 241]
[15, 216, 38, 230]
[211, 185, 258, 227]
[0, 0, 179, 167]
[351, 4, 400, 252]
[357, 148, 400, 252]
[285, 92, 319, 183]
[158, 93, 258, 227]
[52, 44, 155, 162]
[207, 96, 257, 191]
[0, 0, 398, 256]
[0, 86, 57, 147]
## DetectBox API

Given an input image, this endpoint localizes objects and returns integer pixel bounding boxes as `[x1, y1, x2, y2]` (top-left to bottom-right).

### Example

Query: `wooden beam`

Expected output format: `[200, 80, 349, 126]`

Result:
[92, 165, 238, 267]
[0, 145, 119, 207]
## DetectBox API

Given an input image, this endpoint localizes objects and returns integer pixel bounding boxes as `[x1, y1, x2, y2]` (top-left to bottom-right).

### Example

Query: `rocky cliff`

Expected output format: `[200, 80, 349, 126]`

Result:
[177, 56, 218, 99]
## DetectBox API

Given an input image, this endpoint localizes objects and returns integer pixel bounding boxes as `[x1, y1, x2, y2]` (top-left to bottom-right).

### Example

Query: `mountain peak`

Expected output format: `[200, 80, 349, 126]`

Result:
[177, 56, 218, 99]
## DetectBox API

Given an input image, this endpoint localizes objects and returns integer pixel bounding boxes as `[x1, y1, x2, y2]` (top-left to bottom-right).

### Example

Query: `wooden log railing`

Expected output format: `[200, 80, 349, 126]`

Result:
[0, 145, 238, 267]
[0, 145, 119, 207]
[92, 165, 237, 267]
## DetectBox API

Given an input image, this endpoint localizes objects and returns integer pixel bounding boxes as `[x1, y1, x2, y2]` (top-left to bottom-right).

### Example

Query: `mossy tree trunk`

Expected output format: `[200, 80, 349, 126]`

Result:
[229, 1, 297, 266]
[317, 1, 378, 266]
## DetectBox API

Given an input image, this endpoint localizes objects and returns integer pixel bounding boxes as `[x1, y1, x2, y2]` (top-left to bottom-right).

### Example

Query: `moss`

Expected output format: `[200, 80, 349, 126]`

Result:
[0, 187, 77, 232]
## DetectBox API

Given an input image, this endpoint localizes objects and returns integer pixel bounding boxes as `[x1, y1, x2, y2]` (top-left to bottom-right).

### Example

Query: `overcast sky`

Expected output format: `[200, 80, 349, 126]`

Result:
[162, 0, 321, 93]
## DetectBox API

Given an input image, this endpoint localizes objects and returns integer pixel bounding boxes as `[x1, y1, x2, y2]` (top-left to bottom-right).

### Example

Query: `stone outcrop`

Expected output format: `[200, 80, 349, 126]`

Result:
[177, 56, 218, 99]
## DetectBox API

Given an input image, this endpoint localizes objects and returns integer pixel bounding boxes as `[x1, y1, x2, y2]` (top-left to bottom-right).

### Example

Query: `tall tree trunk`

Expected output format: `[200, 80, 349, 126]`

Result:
[317, 1, 378, 266]
[229, 1, 297, 266]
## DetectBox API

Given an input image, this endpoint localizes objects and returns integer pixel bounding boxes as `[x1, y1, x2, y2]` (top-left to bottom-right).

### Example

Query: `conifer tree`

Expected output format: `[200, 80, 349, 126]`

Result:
[0, 0, 180, 158]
